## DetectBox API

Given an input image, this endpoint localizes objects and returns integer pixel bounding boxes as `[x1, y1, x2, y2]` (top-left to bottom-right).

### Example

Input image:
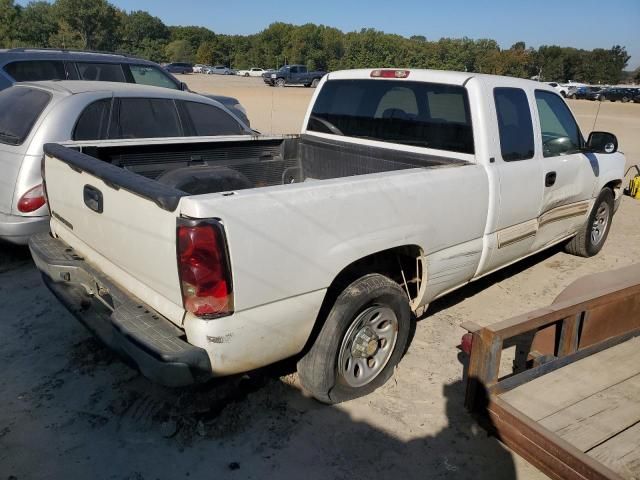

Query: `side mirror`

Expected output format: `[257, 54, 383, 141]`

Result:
[587, 131, 618, 154]
[179, 82, 189, 91]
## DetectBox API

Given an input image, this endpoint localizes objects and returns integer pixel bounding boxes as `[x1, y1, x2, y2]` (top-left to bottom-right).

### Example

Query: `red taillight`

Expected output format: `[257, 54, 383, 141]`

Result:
[177, 222, 233, 318]
[460, 333, 474, 355]
[17, 184, 46, 213]
[371, 69, 410, 79]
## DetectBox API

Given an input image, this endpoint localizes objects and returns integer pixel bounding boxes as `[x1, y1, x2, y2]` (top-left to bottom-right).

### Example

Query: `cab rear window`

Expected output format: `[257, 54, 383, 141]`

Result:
[307, 79, 474, 154]
[0, 87, 51, 146]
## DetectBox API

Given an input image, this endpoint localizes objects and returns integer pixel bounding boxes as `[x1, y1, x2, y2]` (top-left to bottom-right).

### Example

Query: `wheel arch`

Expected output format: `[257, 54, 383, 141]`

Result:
[300, 245, 426, 356]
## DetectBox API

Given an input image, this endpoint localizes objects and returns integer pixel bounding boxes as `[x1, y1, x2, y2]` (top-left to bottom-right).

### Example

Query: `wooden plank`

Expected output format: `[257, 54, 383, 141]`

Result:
[539, 374, 640, 452]
[489, 396, 623, 480]
[588, 422, 640, 480]
[500, 337, 640, 421]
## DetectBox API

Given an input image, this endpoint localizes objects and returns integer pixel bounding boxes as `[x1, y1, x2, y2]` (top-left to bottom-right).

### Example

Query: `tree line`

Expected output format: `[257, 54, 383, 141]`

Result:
[1, 0, 637, 84]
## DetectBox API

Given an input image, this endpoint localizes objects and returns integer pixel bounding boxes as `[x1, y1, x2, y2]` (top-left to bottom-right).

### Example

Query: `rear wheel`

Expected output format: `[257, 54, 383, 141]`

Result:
[622, 96, 630, 103]
[297, 274, 411, 404]
[244, 73, 249, 77]
[565, 188, 614, 257]
[311, 78, 320, 88]
[569, 93, 577, 99]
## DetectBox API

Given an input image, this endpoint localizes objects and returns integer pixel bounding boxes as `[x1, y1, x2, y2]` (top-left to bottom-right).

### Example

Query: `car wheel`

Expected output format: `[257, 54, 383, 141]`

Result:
[599, 95, 606, 102]
[297, 273, 412, 404]
[570, 94, 577, 99]
[244, 73, 249, 77]
[311, 78, 320, 88]
[275, 78, 286, 87]
[622, 96, 630, 103]
[565, 188, 614, 257]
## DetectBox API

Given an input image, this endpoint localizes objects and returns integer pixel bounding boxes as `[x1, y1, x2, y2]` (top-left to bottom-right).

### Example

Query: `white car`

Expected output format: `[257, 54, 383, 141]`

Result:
[237, 67, 268, 77]
[0, 81, 252, 244]
[31, 69, 626, 403]
[548, 82, 571, 97]
[192, 64, 206, 74]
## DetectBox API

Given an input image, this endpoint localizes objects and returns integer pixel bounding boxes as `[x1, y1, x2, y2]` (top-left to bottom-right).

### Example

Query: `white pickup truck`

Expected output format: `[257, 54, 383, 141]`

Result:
[30, 69, 626, 403]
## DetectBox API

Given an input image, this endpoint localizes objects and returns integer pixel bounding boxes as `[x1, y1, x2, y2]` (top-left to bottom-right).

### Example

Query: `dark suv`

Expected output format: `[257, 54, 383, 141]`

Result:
[598, 87, 637, 103]
[0, 49, 249, 125]
[164, 62, 193, 74]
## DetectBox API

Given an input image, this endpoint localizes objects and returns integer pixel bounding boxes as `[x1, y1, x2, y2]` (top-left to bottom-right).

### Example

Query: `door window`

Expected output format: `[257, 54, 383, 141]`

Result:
[535, 90, 582, 157]
[73, 98, 112, 141]
[76, 63, 126, 82]
[110, 98, 182, 139]
[129, 65, 178, 89]
[4, 60, 66, 81]
[179, 101, 245, 136]
[494, 88, 535, 161]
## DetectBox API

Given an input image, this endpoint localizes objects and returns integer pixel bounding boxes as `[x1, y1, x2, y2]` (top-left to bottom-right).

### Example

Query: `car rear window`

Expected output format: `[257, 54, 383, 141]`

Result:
[4, 60, 66, 82]
[307, 79, 474, 154]
[0, 87, 51, 145]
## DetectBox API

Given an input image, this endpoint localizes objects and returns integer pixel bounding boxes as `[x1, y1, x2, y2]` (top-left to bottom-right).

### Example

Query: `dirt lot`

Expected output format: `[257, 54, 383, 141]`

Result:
[1, 74, 639, 480]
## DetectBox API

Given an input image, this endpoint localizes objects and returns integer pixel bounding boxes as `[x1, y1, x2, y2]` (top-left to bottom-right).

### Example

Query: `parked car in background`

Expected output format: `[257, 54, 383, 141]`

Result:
[634, 90, 640, 103]
[263, 64, 326, 87]
[192, 64, 206, 73]
[237, 67, 267, 77]
[205, 65, 233, 75]
[0, 49, 250, 126]
[0, 81, 252, 245]
[164, 62, 193, 74]
[547, 82, 569, 97]
[570, 86, 603, 100]
[599, 87, 636, 103]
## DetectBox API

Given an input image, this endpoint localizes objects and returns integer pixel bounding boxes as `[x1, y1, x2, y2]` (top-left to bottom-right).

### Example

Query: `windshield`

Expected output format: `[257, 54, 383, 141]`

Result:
[307, 79, 474, 154]
[0, 87, 51, 146]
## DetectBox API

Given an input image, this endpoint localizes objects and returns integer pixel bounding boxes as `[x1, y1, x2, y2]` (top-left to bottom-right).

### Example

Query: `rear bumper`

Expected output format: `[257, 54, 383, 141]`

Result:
[29, 232, 212, 387]
[0, 212, 48, 245]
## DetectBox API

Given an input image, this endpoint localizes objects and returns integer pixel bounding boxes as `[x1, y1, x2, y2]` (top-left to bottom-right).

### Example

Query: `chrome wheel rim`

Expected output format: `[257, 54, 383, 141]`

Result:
[338, 305, 398, 388]
[591, 202, 610, 246]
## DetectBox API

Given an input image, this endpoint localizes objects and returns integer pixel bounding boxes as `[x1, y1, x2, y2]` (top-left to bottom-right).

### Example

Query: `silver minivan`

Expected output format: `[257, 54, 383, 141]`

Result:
[0, 80, 252, 244]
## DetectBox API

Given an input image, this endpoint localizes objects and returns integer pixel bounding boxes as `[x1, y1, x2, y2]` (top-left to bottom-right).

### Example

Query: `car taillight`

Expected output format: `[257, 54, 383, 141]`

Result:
[371, 69, 410, 79]
[17, 184, 46, 213]
[177, 221, 233, 318]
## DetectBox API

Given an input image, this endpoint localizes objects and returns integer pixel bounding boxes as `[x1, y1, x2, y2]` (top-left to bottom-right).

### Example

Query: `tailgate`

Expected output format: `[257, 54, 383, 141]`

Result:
[42, 143, 188, 326]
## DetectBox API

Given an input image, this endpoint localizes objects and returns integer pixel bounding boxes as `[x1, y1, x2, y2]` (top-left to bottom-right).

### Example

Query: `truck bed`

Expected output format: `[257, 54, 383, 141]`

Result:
[49, 134, 468, 211]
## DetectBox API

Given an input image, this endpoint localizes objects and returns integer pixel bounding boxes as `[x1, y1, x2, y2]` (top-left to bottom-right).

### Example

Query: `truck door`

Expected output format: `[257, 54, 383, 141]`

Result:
[530, 90, 597, 251]
[289, 66, 299, 83]
[477, 86, 544, 275]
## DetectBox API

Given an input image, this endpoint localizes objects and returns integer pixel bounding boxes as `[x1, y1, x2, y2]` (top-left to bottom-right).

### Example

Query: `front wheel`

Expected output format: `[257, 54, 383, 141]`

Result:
[275, 78, 286, 87]
[244, 73, 249, 77]
[565, 188, 614, 257]
[297, 274, 411, 404]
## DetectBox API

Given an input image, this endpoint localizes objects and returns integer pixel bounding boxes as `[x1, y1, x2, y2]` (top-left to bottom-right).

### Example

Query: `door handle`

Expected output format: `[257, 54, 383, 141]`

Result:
[83, 185, 103, 213]
[545, 172, 557, 187]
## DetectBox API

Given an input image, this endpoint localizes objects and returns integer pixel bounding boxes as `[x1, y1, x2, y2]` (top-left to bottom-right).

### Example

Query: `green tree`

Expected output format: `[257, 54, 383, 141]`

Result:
[165, 39, 194, 63]
[118, 10, 169, 57]
[196, 41, 216, 65]
[52, 0, 119, 50]
[15, 1, 58, 47]
[0, 0, 18, 47]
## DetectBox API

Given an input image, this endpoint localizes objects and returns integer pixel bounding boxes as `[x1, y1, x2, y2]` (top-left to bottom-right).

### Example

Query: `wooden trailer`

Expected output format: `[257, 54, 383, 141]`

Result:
[463, 264, 640, 480]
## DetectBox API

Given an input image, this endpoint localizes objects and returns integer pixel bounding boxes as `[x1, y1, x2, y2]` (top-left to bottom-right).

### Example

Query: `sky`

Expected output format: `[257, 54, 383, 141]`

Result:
[17, 0, 640, 69]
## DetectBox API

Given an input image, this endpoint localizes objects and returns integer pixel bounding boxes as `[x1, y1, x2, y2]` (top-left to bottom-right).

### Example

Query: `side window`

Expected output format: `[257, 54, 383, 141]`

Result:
[290, 66, 298, 74]
[129, 65, 178, 90]
[73, 98, 111, 141]
[535, 90, 582, 157]
[4, 60, 66, 81]
[76, 63, 126, 82]
[494, 88, 535, 161]
[179, 101, 245, 136]
[110, 98, 182, 139]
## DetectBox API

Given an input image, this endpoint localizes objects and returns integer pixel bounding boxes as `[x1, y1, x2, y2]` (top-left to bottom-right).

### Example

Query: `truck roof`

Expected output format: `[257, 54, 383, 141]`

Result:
[326, 68, 557, 91]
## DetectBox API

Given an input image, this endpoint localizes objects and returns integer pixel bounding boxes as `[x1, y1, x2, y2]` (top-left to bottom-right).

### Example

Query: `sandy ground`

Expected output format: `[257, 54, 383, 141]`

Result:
[1, 74, 640, 480]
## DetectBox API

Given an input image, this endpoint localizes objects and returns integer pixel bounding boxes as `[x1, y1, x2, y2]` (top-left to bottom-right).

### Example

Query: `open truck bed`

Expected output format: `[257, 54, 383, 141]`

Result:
[463, 264, 640, 480]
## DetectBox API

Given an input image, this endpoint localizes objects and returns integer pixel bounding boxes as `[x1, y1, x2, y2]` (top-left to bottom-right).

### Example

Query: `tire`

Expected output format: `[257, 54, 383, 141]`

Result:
[244, 73, 249, 77]
[570, 94, 577, 99]
[560, 91, 567, 98]
[599, 95, 606, 102]
[311, 78, 320, 88]
[565, 188, 614, 257]
[622, 96, 630, 103]
[297, 274, 411, 404]
[275, 78, 286, 87]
